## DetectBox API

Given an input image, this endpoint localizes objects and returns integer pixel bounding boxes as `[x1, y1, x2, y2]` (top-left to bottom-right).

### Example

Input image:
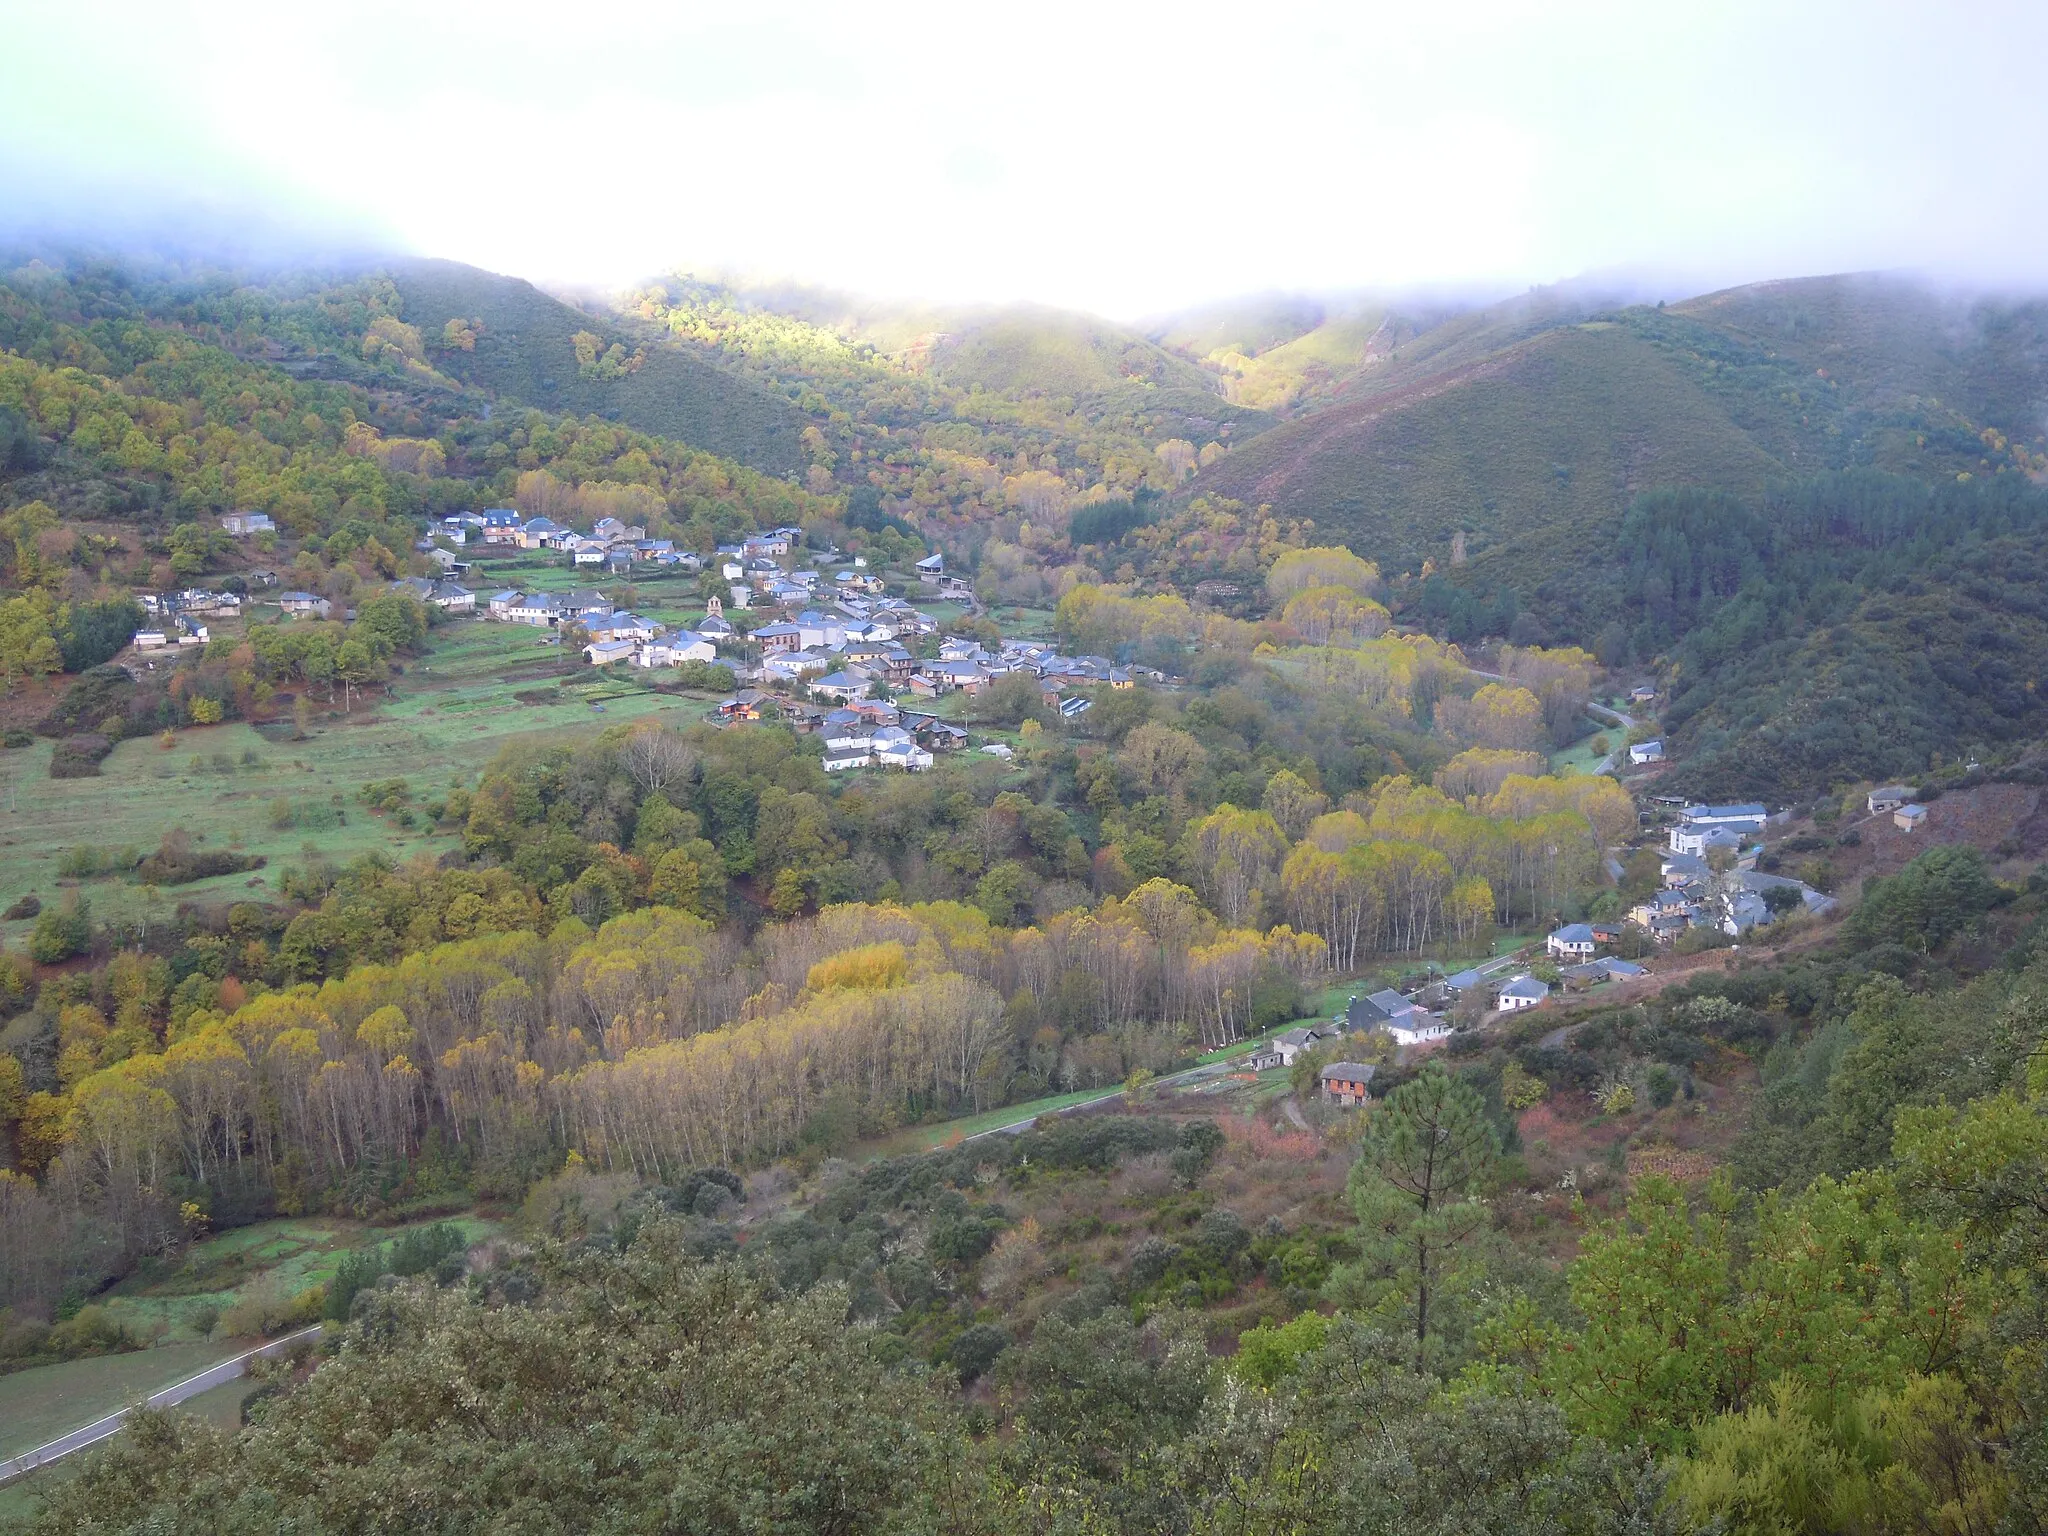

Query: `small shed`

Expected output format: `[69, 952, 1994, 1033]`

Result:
[1894, 803, 1928, 832]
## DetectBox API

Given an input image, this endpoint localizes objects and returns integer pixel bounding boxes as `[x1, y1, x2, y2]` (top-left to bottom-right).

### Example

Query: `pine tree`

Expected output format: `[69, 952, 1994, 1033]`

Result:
[1330, 1061, 1499, 1369]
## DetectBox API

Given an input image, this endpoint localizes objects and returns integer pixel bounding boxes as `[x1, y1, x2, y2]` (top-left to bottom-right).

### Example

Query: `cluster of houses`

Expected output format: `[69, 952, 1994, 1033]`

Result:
[132, 587, 251, 648]
[476, 587, 725, 671]
[1616, 802, 1838, 942]
[440, 511, 705, 573]
[1866, 785, 1931, 832]
[745, 622, 1137, 713]
[712, 693, 978, 773]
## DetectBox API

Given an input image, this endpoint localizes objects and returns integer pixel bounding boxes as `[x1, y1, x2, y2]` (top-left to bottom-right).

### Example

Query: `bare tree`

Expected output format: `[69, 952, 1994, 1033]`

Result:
[622, 724, 698, 799]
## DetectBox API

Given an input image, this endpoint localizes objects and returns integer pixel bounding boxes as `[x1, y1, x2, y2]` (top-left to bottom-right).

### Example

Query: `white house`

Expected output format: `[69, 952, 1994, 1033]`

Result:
[1388, 1014, 1455, 1046]
[278, 591, 331, 617]
[1495, 974, 1551, 1011]
[134, 629, 169, 649]
[221, 511, 275, 537]
[586, 612, 657, 644]
[822, 747, 870, 773]
[1669, 824, 1746, 858]
[487, 589, 523, 619]
[638, 631, 716, 668]
[1869, 785, 1911, 814]
[814, 671, 871, 704]
[1680, 802, 1768, 834]
[507, 593, 563, 627]
[583, 639, 637, 666]
[1628, 740, 1665, 765]
[1546, 923, 1598, 960]
[875, 738, 933, 771]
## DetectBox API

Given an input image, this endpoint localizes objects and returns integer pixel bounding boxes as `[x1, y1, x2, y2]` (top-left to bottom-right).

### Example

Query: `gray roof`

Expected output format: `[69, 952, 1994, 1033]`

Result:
[1498, 975, 1550, 1000]
[1319, 1062, 1378, 1082]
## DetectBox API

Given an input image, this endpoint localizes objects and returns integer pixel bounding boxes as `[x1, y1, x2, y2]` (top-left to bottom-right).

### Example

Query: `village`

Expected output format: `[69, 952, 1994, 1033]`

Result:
[1238, 780, 1934, 1107]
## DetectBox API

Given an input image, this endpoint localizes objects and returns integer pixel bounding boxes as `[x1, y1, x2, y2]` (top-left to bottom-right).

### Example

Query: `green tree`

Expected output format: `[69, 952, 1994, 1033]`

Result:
[334, 637, 384, 712]
[1328, 1061, 1499, 1369]
[0, 590, 65, 690]
[352, 591, 428, 655]
[30, 1225, 949, 1535]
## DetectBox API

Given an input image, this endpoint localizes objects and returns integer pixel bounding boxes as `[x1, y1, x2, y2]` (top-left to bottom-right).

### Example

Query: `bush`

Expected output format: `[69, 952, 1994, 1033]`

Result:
[1646, 1065, 1678, 1108]
[2, 894, 40, 920]
[0, 1305, 140, 1375]
[1169, 1119, 1226, 1186]
[49, 734, 114, 778]
[947, 1323, 1010, 1383]
[324, 1248, 387, 1321]
[219, 1282, 325, 1338]
[57, 845, 140, 878]
[135, 830, 264, 886]
[672, 660, 738, 692]
[1, 729, 30, 749]
[387, 1222, 467, 1280]
[28, 897, 91, 962]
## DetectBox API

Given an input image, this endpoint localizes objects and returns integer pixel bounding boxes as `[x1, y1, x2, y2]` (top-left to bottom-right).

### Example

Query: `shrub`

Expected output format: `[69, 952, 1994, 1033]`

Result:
[1646, 1065, 1678, 1108]
[1231, 1310, 1331, 1387]
[28, 896, 91, 962]
[57, 845, 140, 878]
[2, 894, 41, 920]
[1, 729, 31, 749]
[219, 1282, 325, 1338]
[135, 830, 264, 886]
[1169, 1119, 1226, 1186]
[49, 734, 114, 778]
[357, 779, 413, 814]
[0, 1305, 140, 1375]
[324, 1248, 386, 1321]
[947, 1323, 1010, 1383]
[387, 1222, 467, 1280]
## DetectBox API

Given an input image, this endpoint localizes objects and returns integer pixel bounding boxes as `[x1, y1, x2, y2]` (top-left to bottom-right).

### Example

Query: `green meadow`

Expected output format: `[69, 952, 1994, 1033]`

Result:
[0, 620, 729, 941]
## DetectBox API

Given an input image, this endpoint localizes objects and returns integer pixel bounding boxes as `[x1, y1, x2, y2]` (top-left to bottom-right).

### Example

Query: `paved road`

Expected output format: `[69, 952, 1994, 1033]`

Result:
[961, 1055, 1263, 1142]
[1463, 668, 1639, 773]
[0, 1326, 323, 1484]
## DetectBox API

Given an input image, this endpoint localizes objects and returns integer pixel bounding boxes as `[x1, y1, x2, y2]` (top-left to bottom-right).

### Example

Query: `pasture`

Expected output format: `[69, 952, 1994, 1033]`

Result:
[0, 620, 728, 939]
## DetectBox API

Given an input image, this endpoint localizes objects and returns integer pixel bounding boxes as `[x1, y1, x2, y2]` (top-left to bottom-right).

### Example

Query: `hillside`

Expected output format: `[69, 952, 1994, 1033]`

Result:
[1190, 319, 1786, 587]
[1184, 276, 2048, 608]
[385, 260, 806, 474]
[910, 306, 1219, 400]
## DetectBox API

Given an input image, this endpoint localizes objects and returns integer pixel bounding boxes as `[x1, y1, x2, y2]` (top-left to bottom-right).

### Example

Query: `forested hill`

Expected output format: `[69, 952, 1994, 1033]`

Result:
[383, 260, 806, 475]
[1180, 275, 2048, 606]
[0, 251, 832, 546]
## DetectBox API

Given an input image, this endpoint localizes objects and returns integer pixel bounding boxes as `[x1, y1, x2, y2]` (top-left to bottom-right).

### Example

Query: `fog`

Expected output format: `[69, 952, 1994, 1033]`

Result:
[4, 0, 2047, 318]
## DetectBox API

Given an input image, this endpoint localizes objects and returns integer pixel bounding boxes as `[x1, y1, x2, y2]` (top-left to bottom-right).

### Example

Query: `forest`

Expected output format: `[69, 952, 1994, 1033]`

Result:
[6, 848, 2046, 1536]
[4, 244, 2048, 1535]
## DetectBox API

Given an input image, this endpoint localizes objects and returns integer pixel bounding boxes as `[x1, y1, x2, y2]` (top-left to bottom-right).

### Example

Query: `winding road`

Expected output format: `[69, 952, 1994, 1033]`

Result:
[0, 1326, 323, 1485]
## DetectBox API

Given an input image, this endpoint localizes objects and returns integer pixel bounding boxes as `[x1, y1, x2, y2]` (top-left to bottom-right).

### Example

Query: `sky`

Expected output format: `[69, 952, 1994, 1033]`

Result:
[4, 0, 2047, 318]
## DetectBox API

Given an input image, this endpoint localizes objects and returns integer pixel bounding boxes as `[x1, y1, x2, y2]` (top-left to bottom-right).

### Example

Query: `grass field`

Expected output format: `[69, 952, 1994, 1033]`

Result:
[1549, 719, 1615, 777]
[0, 1376, 257, 1519]
[0, 621, 729, 940]
[0, 1341, 247, 1462]
[0, 1207, 501, 1490]
[98, 1212, 500, 1344]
